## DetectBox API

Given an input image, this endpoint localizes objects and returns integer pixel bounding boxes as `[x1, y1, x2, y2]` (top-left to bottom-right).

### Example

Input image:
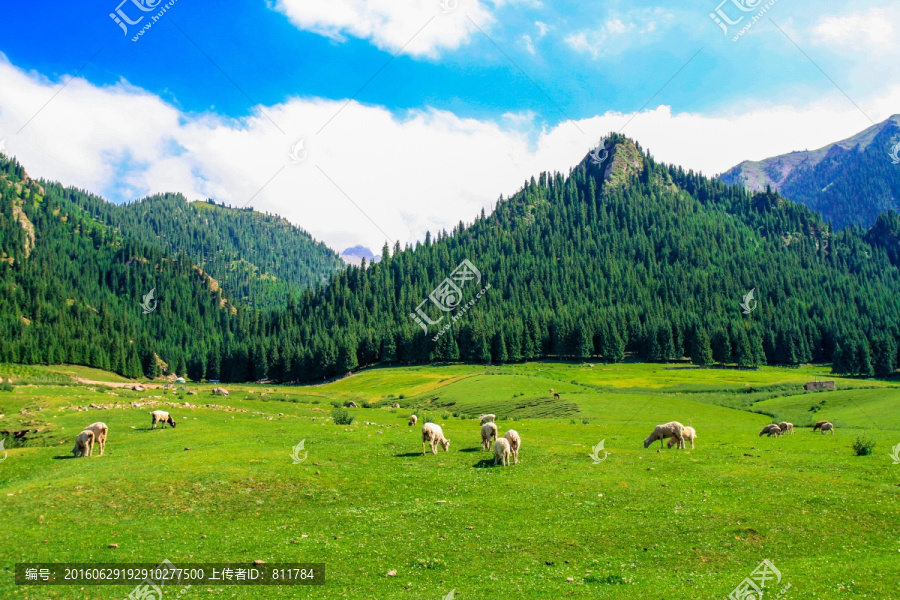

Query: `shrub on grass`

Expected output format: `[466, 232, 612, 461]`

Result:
[0, 382, 14, 392]
[851, 436, 876, 456]
[441, 412, 451, 420]
[398, 394, 406, 400]
[360, 401, 372, 409]
[329, 400, 342, 408]
[424, 415, 434, 424]
[582, 418, 591, 425]
[332, 408, 355, 425]
[570, 418, 577, 424]
[311, 400, 320, 404]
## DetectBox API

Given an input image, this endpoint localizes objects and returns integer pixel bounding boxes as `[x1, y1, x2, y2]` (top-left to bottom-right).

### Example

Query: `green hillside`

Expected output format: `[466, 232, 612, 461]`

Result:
[58, 189, 344, 309]
[0, 155, 246, 378]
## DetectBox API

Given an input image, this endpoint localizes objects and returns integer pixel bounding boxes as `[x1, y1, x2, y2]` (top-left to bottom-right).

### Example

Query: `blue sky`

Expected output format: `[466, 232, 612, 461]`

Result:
[0, 0, 896, 251]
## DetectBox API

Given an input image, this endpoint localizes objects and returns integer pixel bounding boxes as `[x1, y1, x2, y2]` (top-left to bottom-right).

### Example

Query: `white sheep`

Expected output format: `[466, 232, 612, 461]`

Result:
[820, 422, 834, 434]
[409, 414, 418, 427]
[71, 430, 95, 458]
[212, 387, 229, 396]
[422, 423, 450, 455]
[644, 421, 685, 449]
[667, 426, 696, 449]
[777, 421, 794, 435]
[759, 424, 782, 437]
[392, 403, 401, 408]
[493, 437, 511, 466]
[504, 429, 521, 464]
[481, 422, 498, 451]
[479, 414, 496, 425]
[84, 422, 108, 456]
[150, 410, 177, 429]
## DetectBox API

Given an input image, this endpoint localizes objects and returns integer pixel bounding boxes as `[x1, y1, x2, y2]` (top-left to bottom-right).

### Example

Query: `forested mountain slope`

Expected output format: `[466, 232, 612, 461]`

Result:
[60, 189, 344, 308]
[255, 134, 900, 381]
[3, 134, 900, 382]
[0, 155, 248, 378]
[720, 115, 900, 229]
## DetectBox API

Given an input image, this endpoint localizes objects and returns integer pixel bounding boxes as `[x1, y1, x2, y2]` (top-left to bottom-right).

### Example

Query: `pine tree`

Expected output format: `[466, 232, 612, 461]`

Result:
[690, 328, 714, 366]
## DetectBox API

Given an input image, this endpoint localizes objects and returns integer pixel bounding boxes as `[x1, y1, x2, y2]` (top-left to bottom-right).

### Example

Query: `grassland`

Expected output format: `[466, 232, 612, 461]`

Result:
[1, 362, 898, 599]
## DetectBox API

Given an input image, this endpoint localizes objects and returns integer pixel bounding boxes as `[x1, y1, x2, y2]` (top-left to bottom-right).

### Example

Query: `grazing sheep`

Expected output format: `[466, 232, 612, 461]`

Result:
[479, 414, 496, 425]
[493, 437, 511, 466]
[778, 421, 794, 435]
[422, 423, 450, 455]
[553, 393, 560, 400]
[212, 387, 229, 396]
[667, 426, 696, 449]
[150, 410, 177, 429]
[481, 422, 498, 451]
[504, 429, 521, 464]
[759, 424, 782, 437]
[813, 420, 829, 432]
[392, 403, 401, 408]
[84, 422, 108, 456]
[347, 401, 359, 408]
[644, 421, 685, 449]
[71, 430, 95, 458]
[408, 414, 418, 427]
[820, 422, 834, 434]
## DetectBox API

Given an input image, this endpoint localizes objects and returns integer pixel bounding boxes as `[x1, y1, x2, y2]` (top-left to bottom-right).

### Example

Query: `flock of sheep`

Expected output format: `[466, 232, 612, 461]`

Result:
[759, 419, 834, 437]
[69, 411, 176, 458]
[66, 393, 835, 462]
[412, 413, 522, 466]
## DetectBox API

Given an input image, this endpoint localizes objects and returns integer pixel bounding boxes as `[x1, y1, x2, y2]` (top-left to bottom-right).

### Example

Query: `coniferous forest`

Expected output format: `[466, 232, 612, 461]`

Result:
[2, 135, 900, 381]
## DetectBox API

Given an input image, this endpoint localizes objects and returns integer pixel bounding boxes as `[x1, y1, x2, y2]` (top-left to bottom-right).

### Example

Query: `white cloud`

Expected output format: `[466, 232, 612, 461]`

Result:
[812, 7, 896, 50]
[271, 0, 496, 58]
[535, 21, 549, 38]
[0, 56, 897, 255]
[565, 10, 673, 58]
[522, 34, 536, 55]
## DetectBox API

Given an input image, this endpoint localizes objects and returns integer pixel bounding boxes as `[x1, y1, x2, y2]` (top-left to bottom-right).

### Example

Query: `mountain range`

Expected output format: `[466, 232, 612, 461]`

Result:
[720, 115, 900, 229]
[2, 129, 900, 381]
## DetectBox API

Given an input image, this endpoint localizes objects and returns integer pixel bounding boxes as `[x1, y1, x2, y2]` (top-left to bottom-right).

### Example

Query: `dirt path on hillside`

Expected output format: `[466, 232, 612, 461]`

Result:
[74, 377, 160, 389]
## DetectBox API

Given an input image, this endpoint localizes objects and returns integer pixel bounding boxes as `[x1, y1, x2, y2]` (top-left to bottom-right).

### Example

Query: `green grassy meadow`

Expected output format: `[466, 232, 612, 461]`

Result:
[1, 362, 899, 599]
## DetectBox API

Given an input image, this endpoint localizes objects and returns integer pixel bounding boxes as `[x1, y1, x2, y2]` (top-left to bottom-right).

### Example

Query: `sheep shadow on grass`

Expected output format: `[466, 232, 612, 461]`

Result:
[393, 452, 424, 458]
[473, 459, 500, 468]
[458, 447, 482, 453]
